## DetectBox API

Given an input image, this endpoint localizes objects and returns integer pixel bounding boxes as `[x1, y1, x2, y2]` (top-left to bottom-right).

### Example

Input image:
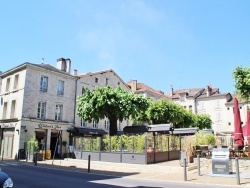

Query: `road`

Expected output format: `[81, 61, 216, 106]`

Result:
[0, 161, 239, 188]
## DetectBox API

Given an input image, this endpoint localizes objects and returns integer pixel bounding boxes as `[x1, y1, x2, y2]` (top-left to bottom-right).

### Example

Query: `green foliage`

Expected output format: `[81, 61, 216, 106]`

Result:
[194, 130, 216, 146]
[77, 86, 150, 135]
[194, 114, 212, 129]
[232, 66, 250, 100]
[147, 99, 184, 125]
[175, 108, 196, 128]
[26, 135, 39, 153]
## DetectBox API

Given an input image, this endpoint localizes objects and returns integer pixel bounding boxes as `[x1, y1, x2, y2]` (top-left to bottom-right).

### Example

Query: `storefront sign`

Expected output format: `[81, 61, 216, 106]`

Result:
[0, 123, 16, 128]
[38, 123, 62, 130]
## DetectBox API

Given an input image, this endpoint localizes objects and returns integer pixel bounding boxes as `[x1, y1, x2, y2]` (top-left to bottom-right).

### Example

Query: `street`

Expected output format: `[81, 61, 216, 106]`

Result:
[0, 161, 240, 188]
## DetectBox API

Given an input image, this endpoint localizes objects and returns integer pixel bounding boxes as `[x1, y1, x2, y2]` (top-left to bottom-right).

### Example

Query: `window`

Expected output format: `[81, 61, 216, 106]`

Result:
[5, 78, 10, 92]
[117, 82, 120, 86]
[215, 112, 221, 121]
[13, 74, 19, 90]
[215, 100, 220, 108]
[104, 120, 109, 130]
[81, 119, 87, 127]
[55, 104, 63, 121]
[189, 105, 192, 111]
[2, 102, 7, 119]
[95, 77, 98, 83]
[106, 78, 109, 86]
[217, 124, 222, 133]
[92, 121, 98, 129]
[200, 102, 204, 109]
[40, 76, 48, 92]
[37, 102, 46, 119]
[57, 80, 64, 95]
[179, 94, 185, 101]
[228, 122, 231, 126]
[10, 100, 16, 119]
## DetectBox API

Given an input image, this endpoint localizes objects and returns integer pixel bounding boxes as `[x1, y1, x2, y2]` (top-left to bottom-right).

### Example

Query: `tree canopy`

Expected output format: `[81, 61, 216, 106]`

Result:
[76, 86, 150, 136]
[146, 99, 212, 129]
[232, 66, 250, 100]
[147, 99, 184, 125]
[194, 114, 212, 130]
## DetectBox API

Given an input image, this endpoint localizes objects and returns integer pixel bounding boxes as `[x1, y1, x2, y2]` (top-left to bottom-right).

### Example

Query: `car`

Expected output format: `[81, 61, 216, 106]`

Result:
[0, 171, 13, 188]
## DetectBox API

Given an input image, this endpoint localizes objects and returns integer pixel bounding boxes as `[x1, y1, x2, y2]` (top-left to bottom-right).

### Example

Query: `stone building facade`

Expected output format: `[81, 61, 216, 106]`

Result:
[0, 59, 76, 159]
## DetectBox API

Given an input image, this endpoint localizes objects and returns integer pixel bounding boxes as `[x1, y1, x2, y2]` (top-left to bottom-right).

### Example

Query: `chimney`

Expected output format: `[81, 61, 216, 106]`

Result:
[56, 58, 71, 74]
[170, 85, 173, 96]
[131, 80, 137, 91]
[65, 58, 71, 74]
[206, 85, 212, 97]
[73, 69, 78, 76]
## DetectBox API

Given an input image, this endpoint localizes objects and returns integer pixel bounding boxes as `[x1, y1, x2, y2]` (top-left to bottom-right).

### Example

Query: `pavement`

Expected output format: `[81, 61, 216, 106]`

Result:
[5, 157, 250, 187]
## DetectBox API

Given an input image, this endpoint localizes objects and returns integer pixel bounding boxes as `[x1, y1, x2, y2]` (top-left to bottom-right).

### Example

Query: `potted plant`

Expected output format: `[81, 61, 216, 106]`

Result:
[184, 136, 194, 163]
[26, 135, 39, 162]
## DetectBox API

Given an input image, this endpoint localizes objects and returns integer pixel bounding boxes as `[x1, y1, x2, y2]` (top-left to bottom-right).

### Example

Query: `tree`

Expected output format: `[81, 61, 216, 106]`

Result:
[194, 114, 212, 130]
[147, 99, 192, 126]
[76, 86, 150, 136]
[232, 66, 250, 100]
[175, 108, 197, 128]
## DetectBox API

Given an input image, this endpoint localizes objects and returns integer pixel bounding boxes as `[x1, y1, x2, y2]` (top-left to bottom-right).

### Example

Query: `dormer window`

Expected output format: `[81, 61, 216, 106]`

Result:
[179, 94, 186, 101]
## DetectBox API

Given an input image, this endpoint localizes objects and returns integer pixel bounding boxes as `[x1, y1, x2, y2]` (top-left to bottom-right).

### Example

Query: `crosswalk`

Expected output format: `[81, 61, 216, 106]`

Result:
[0, 162, 22, 166]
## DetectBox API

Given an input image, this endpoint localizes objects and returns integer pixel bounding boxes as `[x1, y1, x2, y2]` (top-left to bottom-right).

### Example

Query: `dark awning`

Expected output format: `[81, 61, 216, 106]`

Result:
[123, 125, 149, 134]
[67, 127, 108, 136]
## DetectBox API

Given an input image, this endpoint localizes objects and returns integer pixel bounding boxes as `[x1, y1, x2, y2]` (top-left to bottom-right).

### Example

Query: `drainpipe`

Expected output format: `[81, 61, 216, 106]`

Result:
[70, 76, 79, 145]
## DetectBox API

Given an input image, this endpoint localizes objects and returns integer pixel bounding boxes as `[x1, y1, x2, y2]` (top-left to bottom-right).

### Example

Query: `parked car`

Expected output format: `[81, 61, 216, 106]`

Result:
[0, 171, 13, 188]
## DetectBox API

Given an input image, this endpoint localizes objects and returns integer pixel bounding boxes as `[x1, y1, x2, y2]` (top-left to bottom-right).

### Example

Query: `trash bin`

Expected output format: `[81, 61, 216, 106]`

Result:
[212, 148, 232, 174]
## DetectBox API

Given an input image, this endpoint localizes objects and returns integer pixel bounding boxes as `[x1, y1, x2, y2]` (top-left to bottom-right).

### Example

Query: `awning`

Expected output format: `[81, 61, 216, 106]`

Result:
[172, 127, 198, 135]
[67, 127, 108, 136]
[123, 123, 173, 134]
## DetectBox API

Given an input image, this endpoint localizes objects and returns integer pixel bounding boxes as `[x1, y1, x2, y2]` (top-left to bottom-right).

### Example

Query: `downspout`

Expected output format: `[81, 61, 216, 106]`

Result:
[70, 76, 79, 146]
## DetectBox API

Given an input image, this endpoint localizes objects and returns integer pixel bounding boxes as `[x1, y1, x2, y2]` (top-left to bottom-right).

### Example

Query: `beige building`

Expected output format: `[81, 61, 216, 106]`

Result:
[166, 85, 233, 135]
[72, 69, 131, 136]
[127, 80, 166, 100]
[0, 58, 76, 159]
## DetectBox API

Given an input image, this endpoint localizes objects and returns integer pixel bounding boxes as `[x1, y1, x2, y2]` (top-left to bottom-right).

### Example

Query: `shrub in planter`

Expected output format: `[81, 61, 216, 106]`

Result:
[26, 135, 39, 154]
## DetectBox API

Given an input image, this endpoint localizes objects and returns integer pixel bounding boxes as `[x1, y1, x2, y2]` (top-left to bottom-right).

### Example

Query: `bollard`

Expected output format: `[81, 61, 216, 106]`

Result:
[34, 153, 37, 166]
[183, 158, 187, 181]
[88, 155, 91, 173]
[235, 158, 240, 185]
[197, 155, 200, 176]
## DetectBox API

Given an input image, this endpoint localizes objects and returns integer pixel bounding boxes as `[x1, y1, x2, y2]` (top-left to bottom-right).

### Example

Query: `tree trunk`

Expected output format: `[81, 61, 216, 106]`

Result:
[109, 116, 118, 136]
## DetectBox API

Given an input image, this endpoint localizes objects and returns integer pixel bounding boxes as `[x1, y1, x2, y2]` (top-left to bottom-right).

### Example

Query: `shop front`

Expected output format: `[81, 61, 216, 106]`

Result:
[0, 122, 18, 159]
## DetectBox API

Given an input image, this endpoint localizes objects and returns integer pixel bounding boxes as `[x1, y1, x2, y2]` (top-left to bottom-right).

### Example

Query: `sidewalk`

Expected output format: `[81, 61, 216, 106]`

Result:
[32, 158, 250, 187]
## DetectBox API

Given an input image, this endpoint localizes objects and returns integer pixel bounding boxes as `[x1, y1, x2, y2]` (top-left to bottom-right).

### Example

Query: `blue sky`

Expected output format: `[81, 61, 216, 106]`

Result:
[1, 0, 250, 94]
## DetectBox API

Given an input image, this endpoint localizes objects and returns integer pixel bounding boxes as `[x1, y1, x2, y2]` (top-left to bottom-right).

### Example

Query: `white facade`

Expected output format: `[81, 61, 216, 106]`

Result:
[196, 94, 233, 134]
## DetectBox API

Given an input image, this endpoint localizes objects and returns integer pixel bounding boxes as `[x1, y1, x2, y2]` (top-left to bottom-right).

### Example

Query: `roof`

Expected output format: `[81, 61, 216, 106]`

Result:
[127, 81, 165, 97]
[167, 88, 204, 99]
[78, 69, 131, 90]
[1, 62, 75, 78]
